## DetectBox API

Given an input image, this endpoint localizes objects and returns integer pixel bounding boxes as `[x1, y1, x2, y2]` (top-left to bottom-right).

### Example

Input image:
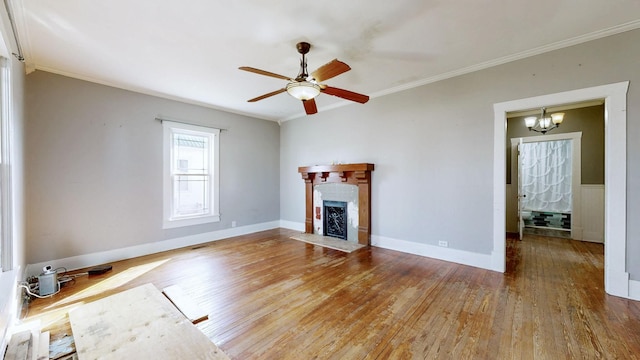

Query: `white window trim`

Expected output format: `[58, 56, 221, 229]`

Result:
[0, 57, 12, 271]
[162, 120, 220, 229]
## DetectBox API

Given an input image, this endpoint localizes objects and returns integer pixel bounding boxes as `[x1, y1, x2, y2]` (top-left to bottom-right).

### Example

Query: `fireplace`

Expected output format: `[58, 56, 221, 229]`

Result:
[298, 163, 374, 245]
[312, 183, 358, 241]
[323, 201, 348, 240]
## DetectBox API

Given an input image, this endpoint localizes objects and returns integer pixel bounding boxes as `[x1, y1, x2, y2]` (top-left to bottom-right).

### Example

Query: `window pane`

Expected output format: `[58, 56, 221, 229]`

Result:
[177, 159, 188, 172]
[172, 175, 210, 217]
[173, 133, 209, 175]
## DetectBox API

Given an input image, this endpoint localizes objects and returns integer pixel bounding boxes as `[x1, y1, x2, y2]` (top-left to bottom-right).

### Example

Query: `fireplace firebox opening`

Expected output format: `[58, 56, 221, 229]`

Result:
[323, 201, 348, 240]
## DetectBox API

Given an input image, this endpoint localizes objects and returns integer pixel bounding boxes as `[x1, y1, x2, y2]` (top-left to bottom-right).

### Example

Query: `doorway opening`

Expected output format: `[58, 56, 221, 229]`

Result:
[492, 81, 630, 299]
[511, 132, 583, 241]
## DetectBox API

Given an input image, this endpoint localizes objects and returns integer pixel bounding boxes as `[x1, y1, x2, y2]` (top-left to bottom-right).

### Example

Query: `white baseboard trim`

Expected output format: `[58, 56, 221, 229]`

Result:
[279, 220, 305, 232]
[26, 220, 281, 277]
[628, 280, 640, 301]
[275, 222, 497, 271]
[371, 234, 495, 271]
[606, 269, 630, 299]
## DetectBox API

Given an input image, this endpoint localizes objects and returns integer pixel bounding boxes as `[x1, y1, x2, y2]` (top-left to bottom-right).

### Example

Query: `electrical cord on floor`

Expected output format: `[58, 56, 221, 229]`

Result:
[54, 266, 68, 277]
[19, 271, 88, 299]
[18, 282, 61, 298]
[66, 272, 88, 278]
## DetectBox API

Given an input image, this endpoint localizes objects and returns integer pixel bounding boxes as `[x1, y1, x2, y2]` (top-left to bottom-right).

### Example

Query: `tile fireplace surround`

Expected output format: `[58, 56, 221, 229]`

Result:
[298, 163, 374, 245]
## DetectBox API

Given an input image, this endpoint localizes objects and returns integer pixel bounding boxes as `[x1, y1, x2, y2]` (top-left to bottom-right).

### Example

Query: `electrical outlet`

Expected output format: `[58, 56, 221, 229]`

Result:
[438, 240, 448, 247]
[231, 221, 237, 228]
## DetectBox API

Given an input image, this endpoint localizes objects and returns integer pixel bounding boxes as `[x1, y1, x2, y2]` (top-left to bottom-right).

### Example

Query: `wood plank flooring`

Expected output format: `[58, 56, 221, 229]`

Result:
[23, 229, 640, 359]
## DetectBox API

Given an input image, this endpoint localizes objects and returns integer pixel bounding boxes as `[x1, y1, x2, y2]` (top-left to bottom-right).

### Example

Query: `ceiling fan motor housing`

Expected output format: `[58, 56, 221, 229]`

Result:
[296, 42, 311, 55]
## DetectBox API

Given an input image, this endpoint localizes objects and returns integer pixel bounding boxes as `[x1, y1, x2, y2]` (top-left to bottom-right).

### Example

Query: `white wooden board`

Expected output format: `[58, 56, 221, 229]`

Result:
[69, 283, 228, 360]
[163, 285, 209, 324]
[4, 330, 32, 360]
[37, 331, 49, 360]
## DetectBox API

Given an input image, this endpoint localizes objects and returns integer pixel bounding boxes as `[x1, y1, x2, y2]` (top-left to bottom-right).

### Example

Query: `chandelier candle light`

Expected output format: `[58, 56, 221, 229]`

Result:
[524, 107, 564, 134]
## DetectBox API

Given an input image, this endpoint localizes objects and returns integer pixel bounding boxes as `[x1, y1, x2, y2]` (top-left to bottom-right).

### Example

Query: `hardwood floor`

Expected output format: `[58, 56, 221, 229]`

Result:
[24, 229, 640, 359]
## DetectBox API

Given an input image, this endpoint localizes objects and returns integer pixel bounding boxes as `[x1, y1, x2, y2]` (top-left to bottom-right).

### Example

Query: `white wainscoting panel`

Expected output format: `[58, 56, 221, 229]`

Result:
[581, 185, 605, 243]
[505, 184, 604, 242]
[505, 184, 518, 233]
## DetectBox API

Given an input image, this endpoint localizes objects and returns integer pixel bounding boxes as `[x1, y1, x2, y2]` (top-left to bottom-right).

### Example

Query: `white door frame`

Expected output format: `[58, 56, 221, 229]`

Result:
[511, 132, 582, 240]
[492, 81, 630, 299]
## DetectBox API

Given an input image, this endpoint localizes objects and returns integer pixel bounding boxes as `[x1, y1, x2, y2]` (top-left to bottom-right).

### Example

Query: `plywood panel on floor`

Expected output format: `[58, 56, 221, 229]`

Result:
[69, 283, 228, 360]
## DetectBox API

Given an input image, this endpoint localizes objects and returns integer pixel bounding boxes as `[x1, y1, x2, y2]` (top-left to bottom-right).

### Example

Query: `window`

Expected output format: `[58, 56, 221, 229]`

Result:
[163, 121, 220, 228]
[0, 57, 12, 271]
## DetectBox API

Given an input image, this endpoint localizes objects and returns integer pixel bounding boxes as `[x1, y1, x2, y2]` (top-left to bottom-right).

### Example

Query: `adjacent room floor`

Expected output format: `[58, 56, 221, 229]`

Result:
[22, 228, 640, 359]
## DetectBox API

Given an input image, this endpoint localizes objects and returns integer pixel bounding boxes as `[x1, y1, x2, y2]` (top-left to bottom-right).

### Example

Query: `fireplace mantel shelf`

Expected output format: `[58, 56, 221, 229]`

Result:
[298, 163, 374, 245]
[298, 163, 374, 174]
[299, 163, 374, 183]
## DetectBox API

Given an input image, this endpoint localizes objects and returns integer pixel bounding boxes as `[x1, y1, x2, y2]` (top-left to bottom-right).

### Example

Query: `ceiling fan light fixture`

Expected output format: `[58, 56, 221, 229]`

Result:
[286, 81, 321, 101]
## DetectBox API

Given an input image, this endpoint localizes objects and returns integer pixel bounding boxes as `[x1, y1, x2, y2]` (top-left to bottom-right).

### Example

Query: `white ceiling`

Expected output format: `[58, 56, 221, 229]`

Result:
[9, 0, 640, 122]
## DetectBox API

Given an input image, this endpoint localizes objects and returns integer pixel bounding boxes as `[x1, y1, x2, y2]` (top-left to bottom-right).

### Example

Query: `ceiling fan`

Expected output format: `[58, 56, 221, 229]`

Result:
[239, 42, 369, 115]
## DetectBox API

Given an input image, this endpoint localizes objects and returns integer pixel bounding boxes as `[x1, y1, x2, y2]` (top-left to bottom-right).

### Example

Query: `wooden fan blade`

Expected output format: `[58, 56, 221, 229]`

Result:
[303, 98, 318, 115]
[322, 86, 369, 104]
[239, 66, 292, 81]
[247, 88, 286, 102]
[311, 59, 351, 82]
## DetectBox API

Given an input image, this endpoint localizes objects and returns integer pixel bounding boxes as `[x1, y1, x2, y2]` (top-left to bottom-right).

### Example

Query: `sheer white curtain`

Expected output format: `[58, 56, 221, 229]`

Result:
[520, 140, 572, 213]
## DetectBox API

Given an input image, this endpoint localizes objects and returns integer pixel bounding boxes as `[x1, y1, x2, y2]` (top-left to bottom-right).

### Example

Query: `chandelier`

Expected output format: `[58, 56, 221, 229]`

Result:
[524, 107, 564, 134]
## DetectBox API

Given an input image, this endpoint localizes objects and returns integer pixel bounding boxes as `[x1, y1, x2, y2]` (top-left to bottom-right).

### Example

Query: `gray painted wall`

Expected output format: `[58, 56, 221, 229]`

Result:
[280, 29, 640, 278]
[25, 71, 280, 264]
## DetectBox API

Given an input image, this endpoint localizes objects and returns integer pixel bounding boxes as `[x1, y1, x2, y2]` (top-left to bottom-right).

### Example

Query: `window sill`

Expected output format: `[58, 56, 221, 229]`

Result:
[162, 214, 220, 229]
